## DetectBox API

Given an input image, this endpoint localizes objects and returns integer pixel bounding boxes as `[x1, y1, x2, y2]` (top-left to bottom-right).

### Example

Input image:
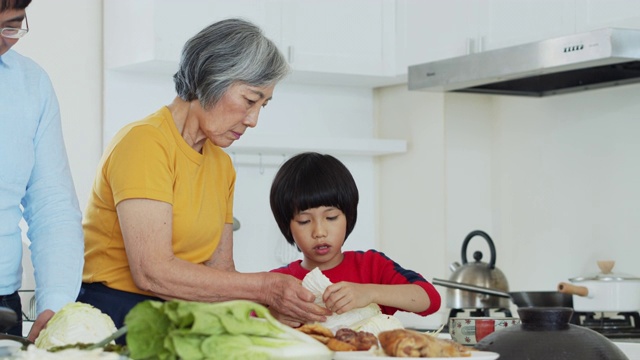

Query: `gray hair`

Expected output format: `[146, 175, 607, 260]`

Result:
[173, 18, 289, 109]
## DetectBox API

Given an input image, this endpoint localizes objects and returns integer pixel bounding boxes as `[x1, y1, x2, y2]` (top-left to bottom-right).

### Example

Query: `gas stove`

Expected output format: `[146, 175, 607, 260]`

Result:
[444, 308, 640, 340]
[571, 311, 640, 339]
[413, 308, 640, 358]
[448, 307, 513, 319]
[443, 308, 515, 333]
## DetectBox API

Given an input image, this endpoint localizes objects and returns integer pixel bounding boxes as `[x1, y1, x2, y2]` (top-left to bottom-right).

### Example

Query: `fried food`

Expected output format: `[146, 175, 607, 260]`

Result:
[297, 324, 381, 352]
[327, 338, 358, 351]
[335, 328, 378, 351]
[297, 323, 335, 345]
[297, 323, 334, 338]
[378, 329, 471, 357]
[335, 328, 357, 343]
[309, 334, 331, 344]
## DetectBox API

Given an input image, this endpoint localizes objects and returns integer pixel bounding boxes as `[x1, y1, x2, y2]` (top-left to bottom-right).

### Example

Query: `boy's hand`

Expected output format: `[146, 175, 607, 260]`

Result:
[322, 282, 374, 314]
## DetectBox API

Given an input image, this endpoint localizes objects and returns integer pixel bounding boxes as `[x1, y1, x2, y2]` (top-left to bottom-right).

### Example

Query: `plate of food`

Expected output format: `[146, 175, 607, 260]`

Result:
[331, 328, 499, 360]
[332, 350, 499, 360]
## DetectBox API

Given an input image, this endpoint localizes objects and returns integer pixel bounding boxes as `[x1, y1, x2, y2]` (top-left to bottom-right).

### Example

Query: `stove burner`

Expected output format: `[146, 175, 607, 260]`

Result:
[572, 311, 640, 339]
[583, 313, 636, 330]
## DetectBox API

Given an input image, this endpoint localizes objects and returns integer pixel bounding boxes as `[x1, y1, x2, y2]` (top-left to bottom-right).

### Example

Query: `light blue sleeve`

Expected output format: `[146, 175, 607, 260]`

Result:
[21, 69, 84, 315]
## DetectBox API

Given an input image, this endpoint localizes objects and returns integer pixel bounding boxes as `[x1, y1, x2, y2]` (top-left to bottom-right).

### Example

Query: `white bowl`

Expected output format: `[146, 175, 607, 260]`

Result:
[449, 317, 521, 345]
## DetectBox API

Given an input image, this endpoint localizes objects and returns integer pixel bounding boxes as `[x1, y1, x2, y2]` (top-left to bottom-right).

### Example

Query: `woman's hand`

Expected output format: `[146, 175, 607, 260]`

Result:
[322, 282, 373, 314]
[262, 273, 331, 326]
[268, 307, 303, 328]
[26, 309, 54, 342]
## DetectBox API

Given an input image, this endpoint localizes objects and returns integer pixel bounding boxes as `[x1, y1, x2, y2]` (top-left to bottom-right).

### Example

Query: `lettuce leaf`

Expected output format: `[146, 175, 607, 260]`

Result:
[124, 300, 331, 360]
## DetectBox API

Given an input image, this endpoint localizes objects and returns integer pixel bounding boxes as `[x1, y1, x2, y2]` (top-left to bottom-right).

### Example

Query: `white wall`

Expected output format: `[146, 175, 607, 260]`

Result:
[376, 81, 640, 327]
[489, 86, 640, 282]
[374, 86, 449, 329]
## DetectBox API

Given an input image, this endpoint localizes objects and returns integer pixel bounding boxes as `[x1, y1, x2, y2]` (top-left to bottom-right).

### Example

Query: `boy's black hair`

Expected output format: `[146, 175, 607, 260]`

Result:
[0, 0, 31, 12]
[270, 152, 359, 247]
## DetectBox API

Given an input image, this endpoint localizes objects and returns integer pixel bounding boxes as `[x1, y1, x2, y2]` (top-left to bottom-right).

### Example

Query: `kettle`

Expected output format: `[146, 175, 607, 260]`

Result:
[446, 230, 510, 309]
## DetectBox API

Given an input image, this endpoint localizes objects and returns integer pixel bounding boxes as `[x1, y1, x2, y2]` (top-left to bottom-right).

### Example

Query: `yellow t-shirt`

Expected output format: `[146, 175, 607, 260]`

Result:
[82, 106, 235, 296]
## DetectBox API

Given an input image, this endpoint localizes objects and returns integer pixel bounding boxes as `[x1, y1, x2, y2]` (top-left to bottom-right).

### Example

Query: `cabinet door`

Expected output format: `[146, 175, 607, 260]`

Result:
[280, 0, 395, 76]
[153, 0, 282, 62]
[396, 0, 484, 74]
[575, 0, 640, 32]
[104, 0, 281, 69]
[478, 0, 577, 51]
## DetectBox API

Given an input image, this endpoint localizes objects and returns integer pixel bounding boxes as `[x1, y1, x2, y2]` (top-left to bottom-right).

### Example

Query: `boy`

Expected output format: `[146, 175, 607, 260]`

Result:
[269, 152, 441, 319]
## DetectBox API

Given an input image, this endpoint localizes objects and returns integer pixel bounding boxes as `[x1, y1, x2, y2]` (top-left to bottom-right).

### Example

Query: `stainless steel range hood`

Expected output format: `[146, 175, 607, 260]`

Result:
[408, 28, 640, 97]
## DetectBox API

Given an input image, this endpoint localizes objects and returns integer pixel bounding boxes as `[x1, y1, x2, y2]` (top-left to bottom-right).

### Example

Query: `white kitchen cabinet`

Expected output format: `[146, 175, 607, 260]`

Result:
[280, 0, 396, 81]
[479, 0, 640, 51]
[574, 0, 640, 31]
[396, 0, 577, 75]
[395, 0, 484, 73]
[397, 0, 640, 77]
[477, 0, 577, 51]
[152, 0, 282, 61]
[104, 0, 403, 87]
[104, 0, 280, 71]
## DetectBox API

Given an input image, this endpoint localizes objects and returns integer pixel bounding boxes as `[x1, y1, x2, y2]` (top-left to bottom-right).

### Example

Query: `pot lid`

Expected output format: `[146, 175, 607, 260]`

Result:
[570, 260, 640, 282]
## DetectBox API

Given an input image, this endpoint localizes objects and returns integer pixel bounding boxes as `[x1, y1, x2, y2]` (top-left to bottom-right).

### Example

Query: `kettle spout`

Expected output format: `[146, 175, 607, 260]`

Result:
[449, 261, 461, 272]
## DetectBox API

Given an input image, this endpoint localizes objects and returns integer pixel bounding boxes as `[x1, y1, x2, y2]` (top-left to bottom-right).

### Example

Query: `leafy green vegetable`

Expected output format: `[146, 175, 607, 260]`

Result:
[124, 300, 331, 360]
[34, 302, 118, 350]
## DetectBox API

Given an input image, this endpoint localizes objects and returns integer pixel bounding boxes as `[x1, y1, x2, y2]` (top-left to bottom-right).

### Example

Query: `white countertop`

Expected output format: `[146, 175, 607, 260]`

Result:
[613, 342, 640, 359]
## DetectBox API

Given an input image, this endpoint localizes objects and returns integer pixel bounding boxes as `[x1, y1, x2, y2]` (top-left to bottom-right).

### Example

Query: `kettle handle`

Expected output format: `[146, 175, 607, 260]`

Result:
[461, 230, 497, 269]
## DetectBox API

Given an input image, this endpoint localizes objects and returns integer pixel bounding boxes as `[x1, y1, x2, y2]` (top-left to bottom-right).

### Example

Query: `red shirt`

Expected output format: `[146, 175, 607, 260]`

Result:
[270, 249, 441, 316]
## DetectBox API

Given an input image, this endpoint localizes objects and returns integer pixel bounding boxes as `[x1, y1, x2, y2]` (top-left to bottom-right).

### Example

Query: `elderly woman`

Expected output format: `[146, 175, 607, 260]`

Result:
[77, 18, 331, 336]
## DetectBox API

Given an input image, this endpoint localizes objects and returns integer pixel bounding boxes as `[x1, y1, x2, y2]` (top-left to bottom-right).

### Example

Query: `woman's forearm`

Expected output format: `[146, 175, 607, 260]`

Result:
[136, 256, 267, 303]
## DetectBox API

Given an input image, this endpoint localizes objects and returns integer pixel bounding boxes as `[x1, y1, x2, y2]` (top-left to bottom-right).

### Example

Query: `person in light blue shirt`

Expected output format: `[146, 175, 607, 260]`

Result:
[0, 0, 84, 341]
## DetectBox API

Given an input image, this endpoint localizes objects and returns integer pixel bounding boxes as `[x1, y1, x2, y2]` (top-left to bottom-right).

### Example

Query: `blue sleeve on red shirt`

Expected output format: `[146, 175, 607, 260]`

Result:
[368, 250, 441, 316]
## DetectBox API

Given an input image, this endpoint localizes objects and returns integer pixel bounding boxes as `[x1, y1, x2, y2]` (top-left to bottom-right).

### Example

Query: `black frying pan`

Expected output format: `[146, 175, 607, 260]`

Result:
[432, 278, 573, 308]
[0, 307, 31, 356]
[0, 307, 17, 333]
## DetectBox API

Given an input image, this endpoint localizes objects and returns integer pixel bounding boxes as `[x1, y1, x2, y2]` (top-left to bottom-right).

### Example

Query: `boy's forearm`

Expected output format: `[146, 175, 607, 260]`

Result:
[370, 284, 431, 313]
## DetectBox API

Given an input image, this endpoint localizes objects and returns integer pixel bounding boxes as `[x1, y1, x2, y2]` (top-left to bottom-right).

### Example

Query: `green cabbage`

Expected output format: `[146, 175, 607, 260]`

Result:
[34, 302, 117, 350]
[124, 299, 332, 360]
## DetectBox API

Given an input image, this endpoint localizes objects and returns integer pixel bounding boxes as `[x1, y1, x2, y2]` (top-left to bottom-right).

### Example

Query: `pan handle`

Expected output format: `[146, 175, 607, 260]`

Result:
[557, 282, 589, 297]
[432, 278, 511, 298]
